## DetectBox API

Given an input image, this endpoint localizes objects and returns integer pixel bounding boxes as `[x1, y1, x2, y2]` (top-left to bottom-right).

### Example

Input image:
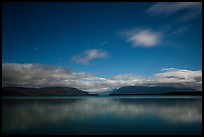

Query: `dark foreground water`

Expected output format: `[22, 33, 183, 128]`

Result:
[2, 96, 202, 135]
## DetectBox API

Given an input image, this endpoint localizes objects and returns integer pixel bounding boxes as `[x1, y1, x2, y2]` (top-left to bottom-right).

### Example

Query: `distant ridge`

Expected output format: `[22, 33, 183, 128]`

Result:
[110, 86, 201, 96]
[2, 86, 202, 96]
[2, 87, 95, 96]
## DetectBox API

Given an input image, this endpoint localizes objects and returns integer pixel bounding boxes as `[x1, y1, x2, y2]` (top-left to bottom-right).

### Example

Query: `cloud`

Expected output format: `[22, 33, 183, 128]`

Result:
[72, 49, 109, 64]
[147, 2, 202, 21]
[169, 25, 191, 36]
[2, 63, 92, 90]
[2, 63, 202, 92]
[122, 28, 162, 47]
[99, 40, 109, 46]
[153, 68, 202, 90]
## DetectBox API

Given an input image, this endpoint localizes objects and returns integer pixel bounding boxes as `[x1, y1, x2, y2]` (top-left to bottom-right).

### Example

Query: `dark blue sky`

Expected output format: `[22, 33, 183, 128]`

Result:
[2, 2, 202, 77]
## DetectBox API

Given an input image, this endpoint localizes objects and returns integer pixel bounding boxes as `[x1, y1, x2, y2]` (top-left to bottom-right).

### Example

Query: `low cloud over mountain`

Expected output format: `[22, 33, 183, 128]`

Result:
[2, 63, 202, 93]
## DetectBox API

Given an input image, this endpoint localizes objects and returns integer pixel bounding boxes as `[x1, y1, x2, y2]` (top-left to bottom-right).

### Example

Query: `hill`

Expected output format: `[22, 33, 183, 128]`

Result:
[110, 86, 201, 95]
[2, 87, 92, 96]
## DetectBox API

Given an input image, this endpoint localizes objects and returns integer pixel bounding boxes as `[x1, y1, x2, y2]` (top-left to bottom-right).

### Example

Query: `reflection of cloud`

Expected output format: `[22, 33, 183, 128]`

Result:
[2, 97, 202, 132]
[72, 49, 109, 64]
[2, 63, 202, 92]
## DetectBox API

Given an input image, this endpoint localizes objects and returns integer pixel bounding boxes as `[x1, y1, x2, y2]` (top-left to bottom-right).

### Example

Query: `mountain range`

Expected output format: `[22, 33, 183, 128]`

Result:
[110, 86, 201, 95]
[2, 87, 91, 96]
[2, 86, 202, 96]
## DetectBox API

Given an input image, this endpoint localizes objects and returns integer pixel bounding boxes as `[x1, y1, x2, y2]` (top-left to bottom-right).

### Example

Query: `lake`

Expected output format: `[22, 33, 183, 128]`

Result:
[2, 96, 202, 135]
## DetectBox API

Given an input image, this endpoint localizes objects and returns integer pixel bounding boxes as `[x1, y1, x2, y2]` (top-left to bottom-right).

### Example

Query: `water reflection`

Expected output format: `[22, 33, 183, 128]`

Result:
[2, 97, 202, 134]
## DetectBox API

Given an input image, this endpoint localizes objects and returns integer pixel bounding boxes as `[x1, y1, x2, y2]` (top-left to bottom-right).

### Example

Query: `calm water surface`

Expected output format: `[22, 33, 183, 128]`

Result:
[2, 96, 202, 135]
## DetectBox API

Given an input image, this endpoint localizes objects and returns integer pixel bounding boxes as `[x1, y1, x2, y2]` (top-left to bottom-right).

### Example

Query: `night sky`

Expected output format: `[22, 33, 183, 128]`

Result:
[2, 2, 202, 92]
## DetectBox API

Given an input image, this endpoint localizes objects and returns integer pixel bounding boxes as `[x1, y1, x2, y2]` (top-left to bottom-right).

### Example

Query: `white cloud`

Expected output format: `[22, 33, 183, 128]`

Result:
[72, 49, 109, 64]
[2, 63, 92, 90]
[147, 2, 202, 21]
[122, 28, 162, 47]
[161, 68, 176, 71]
[154, 68, 202, 83]
[112, 74, 143, 80]
[2, 63, 202, 92]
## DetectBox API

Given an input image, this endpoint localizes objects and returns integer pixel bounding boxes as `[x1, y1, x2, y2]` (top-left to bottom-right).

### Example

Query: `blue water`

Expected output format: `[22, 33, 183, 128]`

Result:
[2, 96, 202, 135]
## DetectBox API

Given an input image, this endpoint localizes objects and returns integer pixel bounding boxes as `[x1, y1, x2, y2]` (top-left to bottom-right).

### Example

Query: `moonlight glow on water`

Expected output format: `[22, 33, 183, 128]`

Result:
[2, 96, 202, 135]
